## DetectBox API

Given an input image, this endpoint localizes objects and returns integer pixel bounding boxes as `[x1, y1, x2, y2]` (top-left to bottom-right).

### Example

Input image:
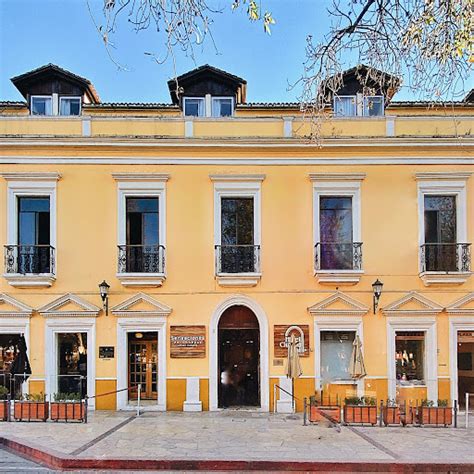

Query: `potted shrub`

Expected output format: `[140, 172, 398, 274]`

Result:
[419, 399, 452, 427]
[382, 399, 401, 426]
[50, 392, 86, 422]
[0, 386, 9, 422]
[14, 393, 49, 422]
[309, 395, 341, 423]
[343, 396, 378, 425]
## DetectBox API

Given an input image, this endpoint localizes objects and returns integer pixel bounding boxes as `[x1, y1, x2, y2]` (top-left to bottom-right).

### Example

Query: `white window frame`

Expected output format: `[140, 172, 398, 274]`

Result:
[2, 173, 59, 287]
[30, 95, 53, 116]
[363, 95, 384, 117]
[333, 95, 357, 117]
[211, 175, 264, 286]
[113, 174, 168, 287]
[183, 97, 205, 117]
[416, 177, 469, 283]
[311, 177, 364, 284]
[211, 96, 234, 117]
[386, 318, 438, 402]
[59, 96, 82, 116]
[314, 317, 364, 396]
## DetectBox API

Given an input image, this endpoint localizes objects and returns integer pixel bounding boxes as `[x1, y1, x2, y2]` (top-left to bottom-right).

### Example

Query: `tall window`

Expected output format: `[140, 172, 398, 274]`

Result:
[319, 196, 354, 270]
[424, 195, 457, 271]
[59, 97, 81, 116]
[125, 197, 160, 272]
[395, 331, 425, 385]
[320, 331, 355, 382]
[17, 197, 51, 273]
[31, 96, 52, 116]
[220, 197, 255, 273]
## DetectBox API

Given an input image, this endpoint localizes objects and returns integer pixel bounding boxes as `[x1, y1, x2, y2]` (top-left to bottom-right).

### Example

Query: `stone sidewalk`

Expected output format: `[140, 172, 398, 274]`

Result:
[0, 410, 473, 468]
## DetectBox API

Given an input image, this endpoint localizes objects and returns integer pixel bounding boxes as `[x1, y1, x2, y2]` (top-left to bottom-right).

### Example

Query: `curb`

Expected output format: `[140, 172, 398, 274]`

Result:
[1, 436, 474, 472]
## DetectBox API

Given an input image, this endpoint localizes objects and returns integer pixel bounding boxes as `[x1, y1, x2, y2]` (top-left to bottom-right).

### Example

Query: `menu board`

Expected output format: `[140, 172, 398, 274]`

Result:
[170, 326, 206, 358]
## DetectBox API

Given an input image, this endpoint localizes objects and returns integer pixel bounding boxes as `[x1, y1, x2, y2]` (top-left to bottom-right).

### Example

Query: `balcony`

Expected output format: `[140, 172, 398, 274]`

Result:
[419, 243, 471, 286]
[314, 242, 363, 285]
[116, 244, 166, 287]
[215, 244, 261, 287]
[3, 245, 56, 287]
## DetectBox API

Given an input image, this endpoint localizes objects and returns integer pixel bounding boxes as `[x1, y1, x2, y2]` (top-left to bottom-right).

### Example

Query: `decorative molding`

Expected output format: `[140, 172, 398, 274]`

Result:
[314, 270, 364, 285]
[216, 273, 262, 287]
[111, 292, 172, 317]
[382, 291, 443, 317]
[415, 172, 472, 181]
[116, 273, 166, 288]
[3, 274, 56, 288]
[38, 293, 101, 317]
[446, 292, 474, 315]
[419, 272, 471, 286]
[209, 174, 266, 182]
[0, 172, 61, 181]
[112, 173, 170, 181]
[0, 293, 33, 317]
[308, 291, 369, 317]
[309, 173, 366, 181]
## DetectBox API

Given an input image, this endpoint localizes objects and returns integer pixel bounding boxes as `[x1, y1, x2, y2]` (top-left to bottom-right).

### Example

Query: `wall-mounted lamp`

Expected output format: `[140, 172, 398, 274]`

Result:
[372, 279, 383, 314]
[98, 280, 110, 315]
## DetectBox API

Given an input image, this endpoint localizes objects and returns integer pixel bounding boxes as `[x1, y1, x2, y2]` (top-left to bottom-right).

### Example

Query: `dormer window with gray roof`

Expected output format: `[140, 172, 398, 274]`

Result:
[11, 64, 100, 116]
[168, 65, 246, 118]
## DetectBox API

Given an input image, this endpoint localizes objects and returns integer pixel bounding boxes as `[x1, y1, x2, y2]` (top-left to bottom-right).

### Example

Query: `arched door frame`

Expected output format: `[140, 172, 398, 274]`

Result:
[210, 295, 269, 411]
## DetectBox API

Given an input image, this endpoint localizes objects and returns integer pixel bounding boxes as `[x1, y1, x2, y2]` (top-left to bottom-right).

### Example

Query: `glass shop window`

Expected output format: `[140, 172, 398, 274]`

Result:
[320, 331, 355, 382]
[57, 333, 87, 398]
[212, 97, 233, 117]
[183, 97, 205, 117]
[334, 96, 357, 117]
[31, 96, 52, 116]
[363, 96, 384, 116]
[395, 331, 425, 385]
[59, 97, 81, 116]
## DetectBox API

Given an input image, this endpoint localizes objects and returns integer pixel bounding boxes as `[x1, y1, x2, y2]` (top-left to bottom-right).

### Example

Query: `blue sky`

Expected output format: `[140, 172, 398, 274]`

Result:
[0, 0, 470, 103]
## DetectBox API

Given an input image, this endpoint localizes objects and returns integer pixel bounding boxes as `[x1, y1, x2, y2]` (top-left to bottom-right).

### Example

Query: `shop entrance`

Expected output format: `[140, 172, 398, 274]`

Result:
[57, 333, 88, 398]
[0, 334, 21, 398]
[218, 305, 260, 408]
[457, 331, 474, 409]
[128, 332, 158, 401]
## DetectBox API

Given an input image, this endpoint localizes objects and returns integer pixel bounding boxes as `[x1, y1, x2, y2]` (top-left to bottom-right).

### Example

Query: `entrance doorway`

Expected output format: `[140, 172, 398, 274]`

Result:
[57, 333, 87, 398]
[0, 334, 21, 398]
[128, 332, 158, 401]
[457, 331, 474, 409]
[218, 305, 260, 408]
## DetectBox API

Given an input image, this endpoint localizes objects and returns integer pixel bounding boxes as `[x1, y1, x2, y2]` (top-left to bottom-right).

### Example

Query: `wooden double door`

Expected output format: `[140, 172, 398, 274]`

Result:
[128, 336, 158, 400]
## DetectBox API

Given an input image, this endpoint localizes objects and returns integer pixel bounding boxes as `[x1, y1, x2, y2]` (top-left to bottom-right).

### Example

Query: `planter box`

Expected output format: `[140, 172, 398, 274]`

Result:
[14, 402, 49, 422]
[419, 407, 452, 426]
[50, 402, 86, 422]
[0, 400, 9, 421]
[344, 405, 377, 425]
[382, 406, 400, 426]
[309, 405, 341, 423]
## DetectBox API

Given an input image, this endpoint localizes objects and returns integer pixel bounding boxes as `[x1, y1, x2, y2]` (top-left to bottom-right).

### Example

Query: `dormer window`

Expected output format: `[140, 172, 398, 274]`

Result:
[183, 97, 205, 117]
[31, 96, 52, 116]
[212, 97, 233, 117]
[59, 97, 81, 116]
[334, 94, 384, 117]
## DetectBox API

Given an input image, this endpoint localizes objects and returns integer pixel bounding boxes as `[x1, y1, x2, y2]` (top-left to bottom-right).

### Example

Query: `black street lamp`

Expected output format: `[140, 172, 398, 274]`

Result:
[98, 280, 110, 315]
[372, 279, 383, 314]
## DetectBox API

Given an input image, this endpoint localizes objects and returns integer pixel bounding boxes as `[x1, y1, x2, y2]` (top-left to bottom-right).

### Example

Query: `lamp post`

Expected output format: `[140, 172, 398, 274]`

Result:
[98, 280, 110, 315]
[372, 279, 383, 314]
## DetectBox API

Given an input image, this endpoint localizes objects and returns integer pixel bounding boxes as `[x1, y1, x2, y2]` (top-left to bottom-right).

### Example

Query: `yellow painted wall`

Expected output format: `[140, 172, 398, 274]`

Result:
[167, 379, 186, 411]
[95, 380, 117, 410]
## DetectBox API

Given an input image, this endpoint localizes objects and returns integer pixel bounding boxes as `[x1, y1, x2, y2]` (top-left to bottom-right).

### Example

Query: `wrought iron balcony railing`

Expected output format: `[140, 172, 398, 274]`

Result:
[314, 242, 363, 271]
[117, 244, 165, 274]
[215, 245, 260, 274]
[4, 245, 55, 274]
[420, 243, 471, 273]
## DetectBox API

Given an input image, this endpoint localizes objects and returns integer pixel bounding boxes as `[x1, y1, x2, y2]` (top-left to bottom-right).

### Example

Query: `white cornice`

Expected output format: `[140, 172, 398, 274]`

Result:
[1, 172, 61, 181]
[415, 172, 472, 180]
[0, 293, 33, 318]
[309, 173, 366, 181]
[38, 293, 101, 318]
[209, 174, 265, 182]
[446, 292, 474, 315]
[382, 291, 443, 317]
[112, 173, 170, 181]
[308, 291, 369, 317]
[111, 292, 172, 317]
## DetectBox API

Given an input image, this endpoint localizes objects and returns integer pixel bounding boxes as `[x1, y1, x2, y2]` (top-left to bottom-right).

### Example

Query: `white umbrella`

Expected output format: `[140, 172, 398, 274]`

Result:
[286, 334, 302, 412]
[349, 335, 367, 379]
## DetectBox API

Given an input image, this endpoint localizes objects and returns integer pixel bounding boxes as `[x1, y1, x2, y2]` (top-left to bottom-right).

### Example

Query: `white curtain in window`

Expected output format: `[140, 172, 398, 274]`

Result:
[334, 96, 356, 117]
[32, 97, 52, 116]
[363, 96, 384, 116]
[320, 332, 355, 381]
[212, 98, 232, 117]
[60, 98, 80, 116]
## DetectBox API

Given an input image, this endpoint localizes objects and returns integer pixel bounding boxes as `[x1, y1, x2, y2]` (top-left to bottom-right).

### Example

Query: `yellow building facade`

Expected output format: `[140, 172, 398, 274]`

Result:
[0, 64, 473, 412]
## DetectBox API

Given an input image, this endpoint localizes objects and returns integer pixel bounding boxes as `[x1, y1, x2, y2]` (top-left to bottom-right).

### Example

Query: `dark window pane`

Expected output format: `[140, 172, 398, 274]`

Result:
[221, 198, 254, 245]
[18, 197, 50, 246]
